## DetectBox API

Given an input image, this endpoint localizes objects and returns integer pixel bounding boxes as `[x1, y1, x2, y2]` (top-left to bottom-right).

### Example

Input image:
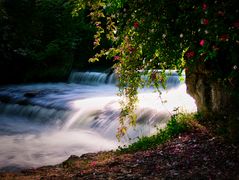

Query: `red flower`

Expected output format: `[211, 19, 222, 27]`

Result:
[202, 18, 209, 25]
[200, 39, 205, 46]
[185, 50, 195, 59]
[219, 34, 229, 41]
[114, 56, 120, 61]
[212, 45, 220, 51]
[193, 6, 198, 12]
[93, 39, 99, 46]
[150, 72, 157, 80]
[217, 11, 225, 16]
[133, 21, 139, 29]
[202, 3, 207, 11]
[90, 161, 97, 167]
[129, 47, 136, 54]
[232, 20, 239, 29]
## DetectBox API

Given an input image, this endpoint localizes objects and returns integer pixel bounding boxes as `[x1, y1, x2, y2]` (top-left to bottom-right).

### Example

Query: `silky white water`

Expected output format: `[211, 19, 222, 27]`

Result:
[0, 71, 196, 171]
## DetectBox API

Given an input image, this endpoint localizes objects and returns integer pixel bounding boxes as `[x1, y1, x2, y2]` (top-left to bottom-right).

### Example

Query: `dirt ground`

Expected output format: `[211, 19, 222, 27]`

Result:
[1, 129, 238, 179]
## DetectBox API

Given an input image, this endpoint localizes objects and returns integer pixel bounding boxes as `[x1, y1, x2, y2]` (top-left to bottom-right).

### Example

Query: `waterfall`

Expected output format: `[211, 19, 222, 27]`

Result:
[68, 70, 184, 88]
[69, 71, 117, 85]
[0, 71, 196, 172]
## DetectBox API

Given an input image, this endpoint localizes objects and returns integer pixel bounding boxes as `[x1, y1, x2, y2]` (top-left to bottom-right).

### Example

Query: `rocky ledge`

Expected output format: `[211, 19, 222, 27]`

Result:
[0, 130, 238, 179]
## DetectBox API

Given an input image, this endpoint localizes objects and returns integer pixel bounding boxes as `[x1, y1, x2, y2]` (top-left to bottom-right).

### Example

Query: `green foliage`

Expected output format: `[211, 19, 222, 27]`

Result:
[0, 0, 96, 83]
[118, 113, 193, 153]
[77, 0, 239, 139]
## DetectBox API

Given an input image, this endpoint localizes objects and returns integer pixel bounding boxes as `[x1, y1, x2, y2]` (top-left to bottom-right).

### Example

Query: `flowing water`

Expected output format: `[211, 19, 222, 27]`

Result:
[0, 71, 196, 172]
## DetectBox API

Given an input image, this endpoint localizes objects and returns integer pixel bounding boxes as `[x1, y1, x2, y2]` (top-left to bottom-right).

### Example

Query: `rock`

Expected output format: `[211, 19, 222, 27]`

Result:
[186, 63, 239, 142]
[0, 96, 11, 103]
[186, 63, 239, 116]
[24, 91, 39, 98]
[67, 155, 80, 161]
[16, 99, 29, 105]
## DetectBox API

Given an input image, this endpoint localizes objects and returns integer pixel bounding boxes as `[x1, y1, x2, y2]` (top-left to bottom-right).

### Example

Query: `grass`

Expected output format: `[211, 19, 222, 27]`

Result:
[118, 113, 197, 153]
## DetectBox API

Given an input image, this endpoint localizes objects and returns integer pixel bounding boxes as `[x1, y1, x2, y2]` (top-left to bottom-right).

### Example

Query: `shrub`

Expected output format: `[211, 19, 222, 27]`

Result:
[118, 113, 194, 153]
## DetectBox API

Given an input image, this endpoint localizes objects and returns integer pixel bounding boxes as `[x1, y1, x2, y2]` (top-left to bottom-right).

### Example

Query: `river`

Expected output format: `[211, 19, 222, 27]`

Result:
[0, 71, 196, 172]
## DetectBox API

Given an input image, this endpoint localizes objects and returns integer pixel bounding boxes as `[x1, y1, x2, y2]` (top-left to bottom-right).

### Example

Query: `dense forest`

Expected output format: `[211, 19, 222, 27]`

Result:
[0, 0, 113, 84]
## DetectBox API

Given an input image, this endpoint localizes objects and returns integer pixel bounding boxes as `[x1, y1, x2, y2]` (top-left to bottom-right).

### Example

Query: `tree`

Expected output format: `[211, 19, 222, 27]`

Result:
[0, 0, 96, 83]
[75, 0, 239, 141]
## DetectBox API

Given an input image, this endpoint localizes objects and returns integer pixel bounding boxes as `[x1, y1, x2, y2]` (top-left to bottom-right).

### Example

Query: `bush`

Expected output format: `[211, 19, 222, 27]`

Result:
[118, 113, 194, 153]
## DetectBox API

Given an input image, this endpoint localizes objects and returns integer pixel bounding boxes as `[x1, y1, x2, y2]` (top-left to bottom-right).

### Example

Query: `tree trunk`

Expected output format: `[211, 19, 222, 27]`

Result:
[185, 63, 239, 142]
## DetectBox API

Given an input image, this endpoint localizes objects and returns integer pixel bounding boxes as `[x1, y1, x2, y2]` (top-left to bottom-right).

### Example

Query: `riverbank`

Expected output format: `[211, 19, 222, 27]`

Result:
[1, 125, 238, 179]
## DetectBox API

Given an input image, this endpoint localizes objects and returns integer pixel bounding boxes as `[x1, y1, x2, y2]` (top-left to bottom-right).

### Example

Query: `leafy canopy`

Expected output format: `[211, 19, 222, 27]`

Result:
[75, 0, 239, 139]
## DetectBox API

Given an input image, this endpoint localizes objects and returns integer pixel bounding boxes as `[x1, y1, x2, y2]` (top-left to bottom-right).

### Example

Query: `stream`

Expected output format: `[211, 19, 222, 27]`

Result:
[0, 71, 196, 172]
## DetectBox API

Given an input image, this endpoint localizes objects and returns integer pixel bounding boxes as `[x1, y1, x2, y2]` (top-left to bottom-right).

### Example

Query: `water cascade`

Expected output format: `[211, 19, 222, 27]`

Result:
[0, 71, 196, 172]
